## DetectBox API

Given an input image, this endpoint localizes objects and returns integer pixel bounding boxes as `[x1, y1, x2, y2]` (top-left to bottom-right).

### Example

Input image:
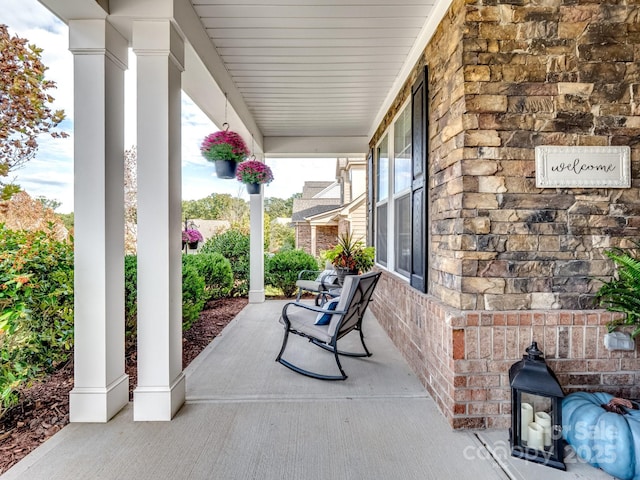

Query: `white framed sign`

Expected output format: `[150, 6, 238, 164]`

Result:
[535, 146, 631, 188]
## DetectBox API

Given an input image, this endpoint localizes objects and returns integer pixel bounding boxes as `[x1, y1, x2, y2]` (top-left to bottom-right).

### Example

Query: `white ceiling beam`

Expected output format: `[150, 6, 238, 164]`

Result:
[37, 0, 108, 21]
[264, 136, 368, 158]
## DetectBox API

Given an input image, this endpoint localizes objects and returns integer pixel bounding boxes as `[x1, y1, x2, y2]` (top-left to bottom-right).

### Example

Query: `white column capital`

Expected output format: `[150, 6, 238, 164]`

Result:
[68, 19, 128, 70]
[132, 20, 185, 71]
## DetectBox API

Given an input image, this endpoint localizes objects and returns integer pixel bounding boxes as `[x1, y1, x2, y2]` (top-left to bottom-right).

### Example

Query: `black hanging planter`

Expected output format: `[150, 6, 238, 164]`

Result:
[214, 159, 238, 179]
[188, 241, 199, 250]
[246, 183, 261, 195]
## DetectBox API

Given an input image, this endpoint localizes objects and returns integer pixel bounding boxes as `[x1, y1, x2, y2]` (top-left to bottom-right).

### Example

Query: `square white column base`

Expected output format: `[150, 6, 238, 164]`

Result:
[249, 289, 265, 303]
[133, 373, 185, 421]
[69, 373, 129, 423]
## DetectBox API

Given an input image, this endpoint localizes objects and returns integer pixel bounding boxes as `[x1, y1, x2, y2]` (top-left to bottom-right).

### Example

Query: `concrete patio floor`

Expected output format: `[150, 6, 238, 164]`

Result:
[1, 300, 612, 479]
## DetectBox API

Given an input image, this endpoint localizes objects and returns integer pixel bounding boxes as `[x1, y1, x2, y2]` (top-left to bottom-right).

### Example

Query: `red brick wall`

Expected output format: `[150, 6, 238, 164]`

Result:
[372, 271, 637, 429]
[317, 226, 338, 254]
[296, 224, 311, 252]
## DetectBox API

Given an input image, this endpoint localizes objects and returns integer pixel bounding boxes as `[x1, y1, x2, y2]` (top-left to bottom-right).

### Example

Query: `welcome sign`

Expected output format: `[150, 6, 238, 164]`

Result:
[535, 146, 631, 188]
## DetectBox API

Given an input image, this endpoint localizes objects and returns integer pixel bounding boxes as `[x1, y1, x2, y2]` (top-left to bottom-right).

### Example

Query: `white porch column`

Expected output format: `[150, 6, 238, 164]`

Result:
[249, 190, 265, 303]
[132, 20, 185, 421]
[310, 225, 318, 257]
[68, 20, 129, 423]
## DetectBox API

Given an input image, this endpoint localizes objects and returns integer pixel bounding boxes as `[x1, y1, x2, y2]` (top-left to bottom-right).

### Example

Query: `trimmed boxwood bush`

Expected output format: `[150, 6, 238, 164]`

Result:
[200, 229, 250, 297]
[123, 255, 209, 336]
[182, 253, 233, 300]
[266, 249, 319, 297]
[181, 263, 207, 330]
[124, 255, 138, 338]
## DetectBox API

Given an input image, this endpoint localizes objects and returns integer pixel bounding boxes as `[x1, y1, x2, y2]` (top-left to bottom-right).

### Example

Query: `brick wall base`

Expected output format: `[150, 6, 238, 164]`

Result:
[371, 271, 638, 429]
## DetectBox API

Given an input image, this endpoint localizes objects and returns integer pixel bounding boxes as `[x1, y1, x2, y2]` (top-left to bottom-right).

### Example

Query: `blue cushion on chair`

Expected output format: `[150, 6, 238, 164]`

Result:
[315, 297, 340, 325]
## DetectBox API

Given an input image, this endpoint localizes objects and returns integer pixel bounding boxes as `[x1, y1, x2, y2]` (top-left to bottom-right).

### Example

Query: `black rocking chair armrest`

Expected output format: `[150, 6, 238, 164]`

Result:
[282, 300, 346, 317]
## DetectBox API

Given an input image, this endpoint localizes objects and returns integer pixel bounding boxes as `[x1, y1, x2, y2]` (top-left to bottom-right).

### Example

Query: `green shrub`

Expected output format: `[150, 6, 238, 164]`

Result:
[182, 253, 233, 300]
[181, 263, 207, 330]
[123, 255, 210, 335]
[0, 225, 74, 415]
[124, 255, 138, 338]
[266, 249, 318, 297]
[201, 229, 250, 296]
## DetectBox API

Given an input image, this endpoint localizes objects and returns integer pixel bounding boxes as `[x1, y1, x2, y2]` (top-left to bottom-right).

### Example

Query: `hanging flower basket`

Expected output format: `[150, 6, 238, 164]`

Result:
[235, 160, 274, 194]
[200, 125, 250, 179]
[182, 229, 203, 249]
[214, 159, 238, 179]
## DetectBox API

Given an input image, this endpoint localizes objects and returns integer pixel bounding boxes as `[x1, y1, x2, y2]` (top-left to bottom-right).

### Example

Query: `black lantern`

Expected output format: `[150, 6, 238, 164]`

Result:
[509, 341, 565, 470]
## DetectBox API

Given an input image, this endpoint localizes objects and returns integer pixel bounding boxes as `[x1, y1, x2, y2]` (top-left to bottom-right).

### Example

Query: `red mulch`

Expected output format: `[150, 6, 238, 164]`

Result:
[0, 297, 248, 475]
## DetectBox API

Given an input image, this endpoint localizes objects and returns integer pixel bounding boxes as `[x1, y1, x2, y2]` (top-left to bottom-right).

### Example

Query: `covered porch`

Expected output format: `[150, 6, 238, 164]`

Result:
[0, 301, 610, 479]
[37, 0, 446, 423]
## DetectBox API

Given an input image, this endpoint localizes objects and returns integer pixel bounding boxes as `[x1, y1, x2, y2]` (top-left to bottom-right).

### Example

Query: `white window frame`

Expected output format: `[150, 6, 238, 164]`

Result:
[375, 100, 411, 279]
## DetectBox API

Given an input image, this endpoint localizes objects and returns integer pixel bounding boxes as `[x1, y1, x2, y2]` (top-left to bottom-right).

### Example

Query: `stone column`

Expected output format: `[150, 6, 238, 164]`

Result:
[132, 20, 185, 421]
[68, 19, 129, 423]
[249, 189, 265, 303]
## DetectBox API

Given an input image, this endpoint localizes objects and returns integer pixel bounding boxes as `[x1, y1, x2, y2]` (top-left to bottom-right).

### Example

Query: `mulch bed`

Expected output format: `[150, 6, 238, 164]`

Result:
[0, 297, 248, 475]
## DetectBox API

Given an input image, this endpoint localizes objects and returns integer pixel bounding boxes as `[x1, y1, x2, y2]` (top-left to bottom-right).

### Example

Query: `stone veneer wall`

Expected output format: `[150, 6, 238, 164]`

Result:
[369, 0, 640, 428]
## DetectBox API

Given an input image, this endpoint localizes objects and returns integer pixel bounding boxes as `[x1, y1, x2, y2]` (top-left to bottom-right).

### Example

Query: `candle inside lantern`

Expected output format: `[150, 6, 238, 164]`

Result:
[528, 423, 544, 450]
[521, 403, 533, 443]
[535, 411, 552, 447]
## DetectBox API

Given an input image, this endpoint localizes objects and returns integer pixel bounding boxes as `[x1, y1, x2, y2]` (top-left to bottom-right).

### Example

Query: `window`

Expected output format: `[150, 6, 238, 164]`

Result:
[394, 106, 412, 193]
[372, 66, 428, 292]
[376, 135, 389, 265]
[375, 102, 412, 277]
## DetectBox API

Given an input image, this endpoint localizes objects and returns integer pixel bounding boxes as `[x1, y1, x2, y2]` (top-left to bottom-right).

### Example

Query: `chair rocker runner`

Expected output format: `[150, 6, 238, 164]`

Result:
[276, 271, 381, 380]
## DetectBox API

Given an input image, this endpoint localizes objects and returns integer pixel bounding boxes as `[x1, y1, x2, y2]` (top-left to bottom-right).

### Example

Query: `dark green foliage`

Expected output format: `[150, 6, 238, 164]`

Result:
[200, 229, 250, 296]
[124, 255, 138, 338]
[123, 255, 212, 336]
[181, 263, 207, 331]
[596, 245, 640, 338]
[0, 225, 74, 414]
[266, 249, 319, 297]
[182, 253, 233, 300]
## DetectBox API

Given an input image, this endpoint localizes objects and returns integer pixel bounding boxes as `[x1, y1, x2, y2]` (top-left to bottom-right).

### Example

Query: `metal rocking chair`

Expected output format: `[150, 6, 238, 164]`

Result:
[276, 271, 381, 380]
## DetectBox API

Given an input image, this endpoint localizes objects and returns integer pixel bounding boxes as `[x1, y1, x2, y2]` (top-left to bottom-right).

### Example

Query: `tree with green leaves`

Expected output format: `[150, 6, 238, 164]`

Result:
[264, 196, 295, 219]
[0, 25, 68, 199]
[182, 193, 249, 224]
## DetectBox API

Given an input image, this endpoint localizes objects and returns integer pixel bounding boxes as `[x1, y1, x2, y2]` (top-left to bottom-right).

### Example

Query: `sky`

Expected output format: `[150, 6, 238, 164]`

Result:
[1, 0, 336, 213]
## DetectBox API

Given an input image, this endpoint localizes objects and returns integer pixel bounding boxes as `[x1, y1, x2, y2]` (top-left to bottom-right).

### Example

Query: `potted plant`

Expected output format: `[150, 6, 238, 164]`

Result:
[182, 228, 203, 250]
[200, 127, 250, 179]
[235, 160, 274, 194]
[323, 232, 375, 285]
[596, 243, 640, 339]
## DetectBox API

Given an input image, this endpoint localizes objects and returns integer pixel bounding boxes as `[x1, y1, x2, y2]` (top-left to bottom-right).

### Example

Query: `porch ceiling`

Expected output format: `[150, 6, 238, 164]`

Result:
[39, 0, 451, 156]
[188, 0, 445, 155]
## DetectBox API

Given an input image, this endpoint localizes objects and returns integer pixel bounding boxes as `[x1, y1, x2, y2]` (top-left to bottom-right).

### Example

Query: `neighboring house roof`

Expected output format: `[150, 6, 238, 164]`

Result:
[291, 204, 341, 223]
[304, 193, 366, 225]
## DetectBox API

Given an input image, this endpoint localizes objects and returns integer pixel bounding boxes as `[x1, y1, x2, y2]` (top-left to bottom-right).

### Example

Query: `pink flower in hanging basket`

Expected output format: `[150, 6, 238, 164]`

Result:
[235, 160, 274, 185]
[201, 129, 250, 163]
[182, 229, 203, 243]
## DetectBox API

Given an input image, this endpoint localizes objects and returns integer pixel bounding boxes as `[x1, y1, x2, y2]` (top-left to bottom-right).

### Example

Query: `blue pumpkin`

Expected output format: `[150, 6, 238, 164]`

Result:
[563, 392, 640, 480]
